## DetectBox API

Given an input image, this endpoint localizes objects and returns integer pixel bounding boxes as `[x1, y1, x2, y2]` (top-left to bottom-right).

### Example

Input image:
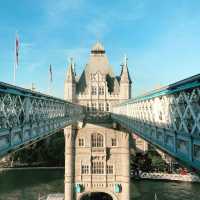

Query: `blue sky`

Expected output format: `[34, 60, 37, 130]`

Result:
[0, 0, 199, 98]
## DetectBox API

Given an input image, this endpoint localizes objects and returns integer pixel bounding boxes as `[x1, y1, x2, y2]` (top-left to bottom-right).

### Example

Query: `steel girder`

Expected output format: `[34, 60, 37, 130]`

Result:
[0, 82, 84, 157]
[112, 74, 200, 170]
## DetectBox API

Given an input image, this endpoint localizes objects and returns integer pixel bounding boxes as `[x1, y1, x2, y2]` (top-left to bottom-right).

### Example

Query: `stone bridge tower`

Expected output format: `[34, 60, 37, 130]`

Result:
[64, 42, 132, 200]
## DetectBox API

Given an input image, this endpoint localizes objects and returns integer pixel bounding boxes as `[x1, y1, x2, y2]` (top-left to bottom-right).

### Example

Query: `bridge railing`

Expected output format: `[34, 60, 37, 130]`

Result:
[112, 74, 200, 170]
[0, 82, 84, 157]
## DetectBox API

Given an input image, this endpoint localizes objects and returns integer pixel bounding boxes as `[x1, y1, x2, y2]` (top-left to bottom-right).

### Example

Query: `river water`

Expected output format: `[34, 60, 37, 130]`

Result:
[0, 169, 199, 200]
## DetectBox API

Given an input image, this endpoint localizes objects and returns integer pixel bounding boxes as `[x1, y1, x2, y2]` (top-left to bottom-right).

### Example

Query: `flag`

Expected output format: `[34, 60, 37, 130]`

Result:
[15, 33, 20, 67]
[49, 64, 53, 82]
[13, 32, 20, 83]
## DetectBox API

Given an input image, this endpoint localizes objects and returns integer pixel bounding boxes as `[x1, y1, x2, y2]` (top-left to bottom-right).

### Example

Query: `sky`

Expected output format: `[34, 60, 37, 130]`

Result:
[0, 0, 199, 98]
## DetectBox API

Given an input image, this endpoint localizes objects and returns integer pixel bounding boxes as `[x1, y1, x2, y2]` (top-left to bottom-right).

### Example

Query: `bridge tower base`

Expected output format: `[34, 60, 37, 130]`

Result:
[64, 126, 74, 200]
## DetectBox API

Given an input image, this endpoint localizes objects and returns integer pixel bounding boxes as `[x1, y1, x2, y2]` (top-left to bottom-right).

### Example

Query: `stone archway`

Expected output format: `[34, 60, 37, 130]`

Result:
[80, 192, 113, 200]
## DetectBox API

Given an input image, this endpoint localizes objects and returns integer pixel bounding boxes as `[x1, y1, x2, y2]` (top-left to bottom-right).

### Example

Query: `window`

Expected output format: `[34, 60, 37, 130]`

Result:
[91, 102, 97, 112]
[87, 103, 90, 111]
[159, 111, 162, 120]
[106, 165, 113, 174]
[106, 103, 110, 112]
[111, 138, 117, 146]
[91, 74, 96, 81]
[92, 161, 104, 174]
[99, 87, 104, 95]
[79, 138, 84, 147]
[91, 86, 97, 95]
[82, 165, 89, 174]
[91, 133, 104, 147]
[99, 103, 104, 111]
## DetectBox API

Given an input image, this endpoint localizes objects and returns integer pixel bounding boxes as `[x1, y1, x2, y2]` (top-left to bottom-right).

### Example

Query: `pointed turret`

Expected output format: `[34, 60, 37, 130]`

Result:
[120, 55, 132, 83]
[64, 58, 76, 102]
[120, 55, 132, 100]
[66, 58, 76, 83]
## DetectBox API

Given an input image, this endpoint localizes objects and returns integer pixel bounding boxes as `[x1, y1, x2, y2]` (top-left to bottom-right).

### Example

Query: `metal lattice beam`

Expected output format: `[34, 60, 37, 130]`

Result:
[0, 82, 84, 157]
[112, 74, 200, 170]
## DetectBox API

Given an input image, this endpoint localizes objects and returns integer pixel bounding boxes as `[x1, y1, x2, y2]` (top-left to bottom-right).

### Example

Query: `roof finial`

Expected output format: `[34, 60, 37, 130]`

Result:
[69, 57, 73, 65]
[69, 57, 76, 75]
[91, 41, 105, 54]
[124, 54, 128, 66]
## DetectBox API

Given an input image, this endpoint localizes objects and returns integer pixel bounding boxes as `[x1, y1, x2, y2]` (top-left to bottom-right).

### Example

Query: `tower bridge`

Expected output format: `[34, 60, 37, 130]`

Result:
[0, 42, 200, 200]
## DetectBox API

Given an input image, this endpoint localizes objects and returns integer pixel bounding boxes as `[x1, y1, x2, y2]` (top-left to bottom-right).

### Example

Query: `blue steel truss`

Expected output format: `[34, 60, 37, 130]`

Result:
[1, 74, 200, 171]
[112, 74, 200, 170]
[0, 82, 84, 157]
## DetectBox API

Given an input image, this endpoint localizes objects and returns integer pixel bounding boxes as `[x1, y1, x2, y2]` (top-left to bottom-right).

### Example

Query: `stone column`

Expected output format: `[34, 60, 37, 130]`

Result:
[121, 132, 130, 200]
[64, 126, 74, 200]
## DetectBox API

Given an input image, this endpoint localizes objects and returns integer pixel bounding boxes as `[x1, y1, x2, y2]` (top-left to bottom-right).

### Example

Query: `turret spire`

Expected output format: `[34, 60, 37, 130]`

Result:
[120, 55, 132, 83]
[124, 54, 128, 67]
[66, 57, 76, 83]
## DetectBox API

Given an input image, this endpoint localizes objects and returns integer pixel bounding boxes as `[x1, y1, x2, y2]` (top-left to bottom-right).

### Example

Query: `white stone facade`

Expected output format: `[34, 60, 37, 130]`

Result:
[64, 42, 132, 200]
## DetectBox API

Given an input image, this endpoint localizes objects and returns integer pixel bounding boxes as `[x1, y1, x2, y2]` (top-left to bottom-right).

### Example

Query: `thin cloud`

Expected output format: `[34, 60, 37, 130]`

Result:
[21, 42, 34, 48]
[86, 19, 109, 39]
[44, 0, 84, 20]
[84, 1, 146, 39]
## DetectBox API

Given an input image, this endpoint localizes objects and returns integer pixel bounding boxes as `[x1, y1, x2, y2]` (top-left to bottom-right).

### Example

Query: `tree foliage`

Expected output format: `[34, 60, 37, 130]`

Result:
[12, 131, 65, 166]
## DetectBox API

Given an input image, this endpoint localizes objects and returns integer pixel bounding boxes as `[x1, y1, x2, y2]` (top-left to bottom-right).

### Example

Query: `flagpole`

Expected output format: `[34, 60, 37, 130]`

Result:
[13, 31, 19, 85]
[48, 65, 50, 95]
[13, 59, 16, 84]
[13, 32, 16, 85]
[48, 81, 52, 95]
[48, 64, 52, 95]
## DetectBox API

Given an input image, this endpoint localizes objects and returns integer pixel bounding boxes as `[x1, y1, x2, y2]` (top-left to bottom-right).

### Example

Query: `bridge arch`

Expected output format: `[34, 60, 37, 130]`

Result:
[78, 190, 118, 200]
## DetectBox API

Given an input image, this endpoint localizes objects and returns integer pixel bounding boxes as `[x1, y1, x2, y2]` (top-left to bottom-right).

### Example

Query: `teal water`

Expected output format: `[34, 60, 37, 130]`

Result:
[0, 169, 199, 200]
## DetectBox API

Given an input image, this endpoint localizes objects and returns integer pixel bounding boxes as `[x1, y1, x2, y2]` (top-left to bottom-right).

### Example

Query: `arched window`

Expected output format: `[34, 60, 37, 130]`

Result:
[91, 133, 104, 147]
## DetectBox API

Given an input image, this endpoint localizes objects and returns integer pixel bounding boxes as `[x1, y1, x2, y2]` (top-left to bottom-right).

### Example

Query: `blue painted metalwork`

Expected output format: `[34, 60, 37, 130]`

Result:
[1, 74, 200, 172]
[114, 184, 121, 193]
[75, 184, 82, 193]
[112, 74, 200, 170]
[0, 82, 84, 157]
